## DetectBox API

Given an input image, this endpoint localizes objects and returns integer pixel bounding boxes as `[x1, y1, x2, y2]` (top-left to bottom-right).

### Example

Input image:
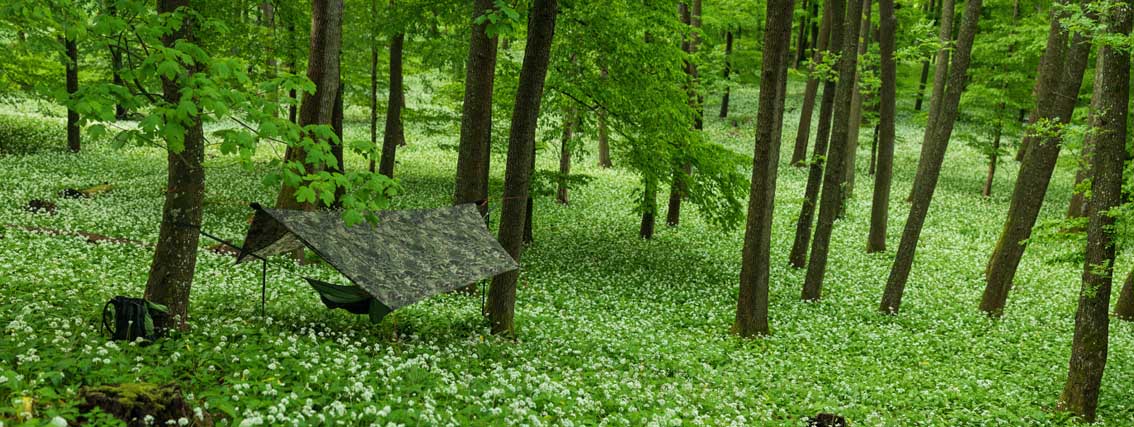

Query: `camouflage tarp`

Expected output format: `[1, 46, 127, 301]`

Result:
[237, 203, 518, 311]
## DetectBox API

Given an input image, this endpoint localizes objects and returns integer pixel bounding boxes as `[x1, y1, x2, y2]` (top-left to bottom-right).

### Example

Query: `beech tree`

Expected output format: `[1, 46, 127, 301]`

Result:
[665, 0, 702, 228]
[789, 0, 833, 166]
[866, 0, 896, 253]
[801, 0, 862, 300]
[453, 0, 499, 214]
[879, 0, 982, 314]
[980, 1, 1093, 316]
[1057, 1, 1130, 420]
[734, 0, 795, 338]
[377, 0, 406, 178]
[487, 0, 558, 336]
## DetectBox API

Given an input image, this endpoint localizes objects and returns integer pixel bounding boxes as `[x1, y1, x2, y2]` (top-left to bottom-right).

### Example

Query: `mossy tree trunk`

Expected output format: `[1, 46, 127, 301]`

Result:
[980, 1, 1092, 317]
[1058, 2, 1130, 421]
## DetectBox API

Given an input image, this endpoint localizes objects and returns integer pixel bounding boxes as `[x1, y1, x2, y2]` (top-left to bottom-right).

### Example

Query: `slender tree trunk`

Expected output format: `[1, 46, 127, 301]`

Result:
[639, 178, 658, 239]
[734, 0, 795, 338]
[841, 0, 872, 212]
[913, 0, 938, 111]
[378, 31, 405, 178]
[275, 0, 343, 211]
[879, 0, 982, 313]
[980, 3, 1092, 317]
[287, 37, 298, 124]
[667, 0, 701, 227]
[790, 0, 833, 166]
[794, 0, 812, 68]
[1059, 3, 1130, 419]
[719, 30, 734, 118]
[866, 0, 897, 253]
[524, 143, 535, 244]
[1116, 268, 1134, 320]
[907, 0, 954, 203]
[869, 124, 878, 176]
[788, 0, 842, 268]
[983, 123, 1000, 198]
[143, 0, 205, 330]
[65, 37, 79, 153]
[486, 0, 558, 336]
[801, 0, 863, 300]
[108, 1, 127, 120]
[1066, 63, 1106, 220]
[597, 107, 612, 168]
[368, 0, 379, 172]
[454, 0, 500, 215]
[556, 110, 577, 204]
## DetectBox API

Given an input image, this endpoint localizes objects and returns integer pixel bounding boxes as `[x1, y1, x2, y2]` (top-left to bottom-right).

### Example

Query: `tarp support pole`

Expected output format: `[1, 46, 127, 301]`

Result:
[261, 258, 267, 318]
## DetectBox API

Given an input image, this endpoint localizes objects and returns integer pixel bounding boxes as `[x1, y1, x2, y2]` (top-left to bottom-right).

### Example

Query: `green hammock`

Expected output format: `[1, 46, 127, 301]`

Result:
[305, 278, 391, 323]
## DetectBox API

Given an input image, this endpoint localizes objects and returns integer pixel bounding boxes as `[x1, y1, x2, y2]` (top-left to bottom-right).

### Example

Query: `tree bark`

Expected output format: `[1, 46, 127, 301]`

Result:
[1115, 268, 1134, 320]
[800, 0, 863, 300]
[913, 0, 938, 112]
[275, 0, 343, 211]
[454, 0, 500, 215]
[734, 0, 795, 338]
[980, 2, 1092, 317]
[1066, 63, 1106, 220]
[368, 0, 379, 172]
[378, 31, 406, 178]
[794, 0, 812, 68]
[639, 178, 658, 239]
[65, 36, 80, 153]
[789, 0, 834, 166]
[486, 0, 558, 336]
[907, 0, 954, 203]
[879, 0, 982, 314]
[143, 0, 205, 330]
[108, 1, 127, 120]
[983, 122, 1000, 198]
[556, 110, 577, 204]
[866, 0, 896, 253]
[788, 0, 842, 268]
[1058, 3, 1130, 421]
[666, 0, 701, 228]
[841, 0, 872, 211]
[1015, 0, 1072, 162]
[719, 30, 734, 118]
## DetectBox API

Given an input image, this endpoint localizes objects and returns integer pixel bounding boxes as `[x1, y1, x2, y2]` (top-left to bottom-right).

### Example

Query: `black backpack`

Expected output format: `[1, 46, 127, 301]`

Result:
[101, 296, 170, 342]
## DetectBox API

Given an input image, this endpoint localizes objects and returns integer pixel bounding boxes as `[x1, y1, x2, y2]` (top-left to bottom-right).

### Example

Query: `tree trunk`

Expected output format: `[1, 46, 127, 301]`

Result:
[143, 0, 205, 330]
[368, 0, 379, 173]
[639, 177, 659, 239]
[65, 36, 79, 153]
[1116, 268, 1134, 320]
[907, 0, 954, 203]
[841, 0, 872, 212]
[913, 0, 938, 111]
[866, 0, 897, 253]
[1066, 63, 1106, 220]
[331, 85, 345, 206]
[801, 0, 863, 301]
[790, 0, 834, 166]
[734, 0, 795, 338]
[108, 1, 127, 120]
[980, 2, 1092, 317]
[486, 0, 558, 336]
[788, 0, 842, 268]
[719, 30, 734, 118]
[666, 0, 701, 228]
[879, 0, 982, 314]
[983, 123, 1000, 198]
[378, 31, 406, 178]
[556, 110, 577, 204]
[287, 35, 298, 124]
[1015, 1, 1072, 162]
[794, 0, 812, 68]
[869, 124, 878, 176]
[454, 0, 500, 215]
[1058, 4, 1129, 419]
[275, 0, 343, 211]
[524, 143, 535, 244]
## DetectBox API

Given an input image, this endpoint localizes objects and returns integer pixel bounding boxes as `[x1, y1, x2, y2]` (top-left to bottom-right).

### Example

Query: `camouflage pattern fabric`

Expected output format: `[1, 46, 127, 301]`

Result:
[238, 204, 518, 310]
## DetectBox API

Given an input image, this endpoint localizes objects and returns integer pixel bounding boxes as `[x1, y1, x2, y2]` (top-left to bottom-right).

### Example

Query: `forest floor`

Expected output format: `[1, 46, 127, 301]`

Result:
[1, 77, 1132, 426]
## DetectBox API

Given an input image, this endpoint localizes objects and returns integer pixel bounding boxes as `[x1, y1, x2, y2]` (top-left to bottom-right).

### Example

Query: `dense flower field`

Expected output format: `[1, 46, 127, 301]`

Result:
[1, 83, 1132, 426]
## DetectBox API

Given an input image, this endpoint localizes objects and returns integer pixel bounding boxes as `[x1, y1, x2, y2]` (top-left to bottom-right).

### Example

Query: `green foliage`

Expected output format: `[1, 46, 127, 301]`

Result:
[0, 113, 66, 155]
